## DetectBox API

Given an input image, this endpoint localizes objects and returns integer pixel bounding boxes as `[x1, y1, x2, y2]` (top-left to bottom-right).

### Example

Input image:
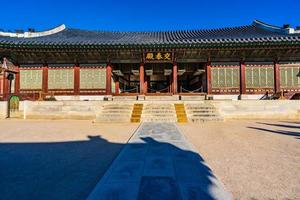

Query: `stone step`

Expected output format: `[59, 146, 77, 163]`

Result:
[141, 115, 177, 118]
[186, 110, 217, 114]
[113, 96, 137, 101]
[141, 118, 177, 122]
[145, 96, 179, 101]
[101, 110, 132, 113]
[189, 117, 224, 122]
[180, 96, 205, 101]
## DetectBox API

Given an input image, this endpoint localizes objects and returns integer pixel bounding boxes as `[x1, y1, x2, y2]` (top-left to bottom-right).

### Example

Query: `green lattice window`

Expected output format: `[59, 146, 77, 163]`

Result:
[80, 68, 106, 89]
[211, 67, 239, 88]
[48, 69, 74, 89]
[280, 66, 300, 88]
[246, 66, 274, 88]
[20, 69, 43, 89]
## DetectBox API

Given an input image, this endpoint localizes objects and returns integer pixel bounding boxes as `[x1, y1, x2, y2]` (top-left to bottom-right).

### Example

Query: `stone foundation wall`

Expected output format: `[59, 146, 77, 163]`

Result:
[23, 101, 103, 120]
[211, 100, 300, 120]
[0, 100, 299, 120]
[0, 102, 7, 119]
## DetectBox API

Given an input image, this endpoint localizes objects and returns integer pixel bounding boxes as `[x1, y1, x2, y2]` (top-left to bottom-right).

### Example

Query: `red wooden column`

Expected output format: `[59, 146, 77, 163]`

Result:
[205, 62, 212, 94]
[2, 72, 9, 100]
[172, 62, 178, 94]
[106, 63, 112, 95]
[144, 75, 150, 94]
[139, 63, 144, 94]
[115, 76, 120, 95]
[42, 64, 48, 94]
[74, 64, 80, 95]
[166, 76, 171, 93]
[239, 61, 246, 95]
[14, 65, 20, 95]
[274, 60, 280, 93]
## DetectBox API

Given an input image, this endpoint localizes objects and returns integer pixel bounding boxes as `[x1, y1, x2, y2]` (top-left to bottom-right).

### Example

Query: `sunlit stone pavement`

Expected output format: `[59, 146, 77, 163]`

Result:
[88, 122, 232, 200]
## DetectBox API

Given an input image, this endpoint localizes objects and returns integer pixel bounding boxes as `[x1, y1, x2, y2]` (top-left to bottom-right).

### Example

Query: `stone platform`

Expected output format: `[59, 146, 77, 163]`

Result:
[88, 122, 232, 200]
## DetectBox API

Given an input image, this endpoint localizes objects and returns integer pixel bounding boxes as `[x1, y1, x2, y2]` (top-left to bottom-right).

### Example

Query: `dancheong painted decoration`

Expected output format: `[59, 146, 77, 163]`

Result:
[0, 20, 300, 100]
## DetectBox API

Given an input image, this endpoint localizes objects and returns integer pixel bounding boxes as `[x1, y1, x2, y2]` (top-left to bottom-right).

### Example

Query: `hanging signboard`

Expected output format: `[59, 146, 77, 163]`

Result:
[144, 52, 173, 62]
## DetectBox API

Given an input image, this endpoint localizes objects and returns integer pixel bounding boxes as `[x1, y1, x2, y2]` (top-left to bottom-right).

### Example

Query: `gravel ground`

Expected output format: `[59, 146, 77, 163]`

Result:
[0, 120, 138, 200]
[179, 120, 300, 200]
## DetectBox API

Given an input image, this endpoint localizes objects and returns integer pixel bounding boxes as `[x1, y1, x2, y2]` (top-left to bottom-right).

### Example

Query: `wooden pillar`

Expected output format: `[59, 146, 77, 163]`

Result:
[42, 64, 48, 94]
[239, 61, 246, 95]
[74, 64, 80, 95]
[205, 62, 212, 94]
[115, 76, 120, 95]
[139, 63, 144, 94]
[128, 73, 131, 91]
[144, 75, 150, 94]
[173, 62, 178, 94]
[274, 60, 280, 93]
[2, 72, 9, 100]
[166, 76, 171, 93]
[14, 65, 20, 95]
[106, 63, 112, 95]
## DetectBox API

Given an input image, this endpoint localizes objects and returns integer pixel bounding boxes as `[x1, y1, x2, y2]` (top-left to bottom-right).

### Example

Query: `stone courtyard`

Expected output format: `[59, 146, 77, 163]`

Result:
[0, 120, 299, 200]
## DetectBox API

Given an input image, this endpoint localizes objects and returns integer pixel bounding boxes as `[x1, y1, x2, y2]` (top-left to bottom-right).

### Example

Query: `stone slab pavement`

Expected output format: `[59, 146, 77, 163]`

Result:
[88, 122, 232, 200]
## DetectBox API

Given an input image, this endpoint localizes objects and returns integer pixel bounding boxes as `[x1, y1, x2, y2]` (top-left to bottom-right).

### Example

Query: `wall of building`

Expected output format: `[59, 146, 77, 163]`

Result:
[212, 100, 300, 120]
[0, 100, 298, 120]
[19, 65, 108, 98]
[210, 62, 300, 95]
[211, 64, 240, 94]
[245, 64, 274, 93]
[22, 101, 103, 120]
[280, 63, 300, 92]
[0, 101, 7, 119]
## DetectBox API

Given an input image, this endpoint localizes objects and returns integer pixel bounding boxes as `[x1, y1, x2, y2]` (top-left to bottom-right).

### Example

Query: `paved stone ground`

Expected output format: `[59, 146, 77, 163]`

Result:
[88, 122, 232, 200]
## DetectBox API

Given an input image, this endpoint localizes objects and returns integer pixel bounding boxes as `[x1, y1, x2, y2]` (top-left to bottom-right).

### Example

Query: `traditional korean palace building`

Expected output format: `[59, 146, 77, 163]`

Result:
[0, 20, 300, 100]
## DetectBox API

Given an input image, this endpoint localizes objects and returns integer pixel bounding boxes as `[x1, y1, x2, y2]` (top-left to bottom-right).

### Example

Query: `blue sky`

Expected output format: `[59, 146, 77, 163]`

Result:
[0, 0, 299, 31]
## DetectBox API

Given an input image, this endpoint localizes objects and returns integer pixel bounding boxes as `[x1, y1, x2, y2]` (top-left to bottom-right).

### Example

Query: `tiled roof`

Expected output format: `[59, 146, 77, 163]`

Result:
[0, 20, 299, 49]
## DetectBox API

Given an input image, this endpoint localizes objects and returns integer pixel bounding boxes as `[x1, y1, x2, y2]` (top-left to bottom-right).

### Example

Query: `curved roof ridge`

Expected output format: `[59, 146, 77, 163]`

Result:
[0, 24, 66, 38]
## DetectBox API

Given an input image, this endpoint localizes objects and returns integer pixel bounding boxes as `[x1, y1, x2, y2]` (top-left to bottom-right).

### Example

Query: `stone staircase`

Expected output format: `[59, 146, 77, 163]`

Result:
[112, 95, 137, 101]
[141, 103, 177, 122]
[131, 104, 143, 123]
[185, 103, 223, 122]
[174, 104, 188, 123]
[94, 103, 133, 122]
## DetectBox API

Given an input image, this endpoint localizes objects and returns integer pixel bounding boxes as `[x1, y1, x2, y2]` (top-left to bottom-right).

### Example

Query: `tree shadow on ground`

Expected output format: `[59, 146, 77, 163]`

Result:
[248, 122, 300, 139]
[0, 133, 228, 200]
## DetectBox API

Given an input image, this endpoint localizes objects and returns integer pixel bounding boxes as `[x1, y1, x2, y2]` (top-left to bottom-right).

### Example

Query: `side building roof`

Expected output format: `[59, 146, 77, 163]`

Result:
[0, 20, 299, 49]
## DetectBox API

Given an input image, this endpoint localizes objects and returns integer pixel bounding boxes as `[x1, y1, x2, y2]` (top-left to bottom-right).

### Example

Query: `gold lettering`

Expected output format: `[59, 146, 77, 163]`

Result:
[164, 53, 171, 60]
[146, 53, 154, 60]
[156, 52, 163, 60]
